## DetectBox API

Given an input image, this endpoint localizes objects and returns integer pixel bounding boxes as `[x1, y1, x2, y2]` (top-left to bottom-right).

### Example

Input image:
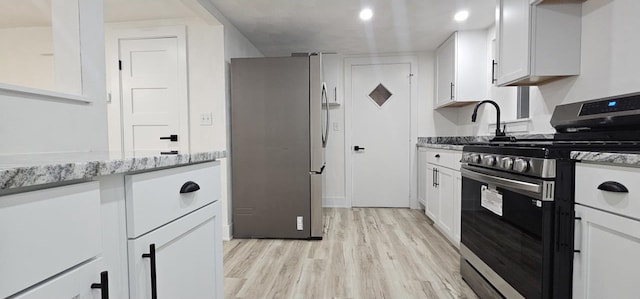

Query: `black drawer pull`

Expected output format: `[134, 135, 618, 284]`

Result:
[180, 181, 201, 193]
[142, 244, 158, 299]
[597, 181, 629, 193]
[160, 150, 178, 155]
[435, 154, 440, 158]
[91, 271, 109, 299]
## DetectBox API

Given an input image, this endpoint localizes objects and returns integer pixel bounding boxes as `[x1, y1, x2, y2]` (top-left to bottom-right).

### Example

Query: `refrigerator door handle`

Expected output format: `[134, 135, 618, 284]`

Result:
[322, 82, 330, 148]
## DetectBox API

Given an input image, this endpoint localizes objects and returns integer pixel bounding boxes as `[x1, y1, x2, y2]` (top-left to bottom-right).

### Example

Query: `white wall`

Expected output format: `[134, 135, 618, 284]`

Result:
[0, 27, 55, 91]
[0, 0, 107, 155]
[323, 57, 346, 207]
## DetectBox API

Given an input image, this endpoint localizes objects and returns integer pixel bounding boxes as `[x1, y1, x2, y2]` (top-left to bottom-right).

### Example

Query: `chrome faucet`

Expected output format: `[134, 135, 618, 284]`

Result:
[472, 100, 513, 141]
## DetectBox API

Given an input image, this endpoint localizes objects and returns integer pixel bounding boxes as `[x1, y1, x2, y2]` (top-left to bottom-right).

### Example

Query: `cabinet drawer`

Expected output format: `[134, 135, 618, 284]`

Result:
[125, 161, 221, 238]
[13, 258, 107, 299]
[575, 163, 640, 221]
[0, 182, 101, 298]
[424, 148, 462, 170]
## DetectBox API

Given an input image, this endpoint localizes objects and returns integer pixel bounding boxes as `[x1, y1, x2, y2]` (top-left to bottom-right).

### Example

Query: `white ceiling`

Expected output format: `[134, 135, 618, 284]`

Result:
[0, 0, 199, 29]
[206, 0, 497, 56]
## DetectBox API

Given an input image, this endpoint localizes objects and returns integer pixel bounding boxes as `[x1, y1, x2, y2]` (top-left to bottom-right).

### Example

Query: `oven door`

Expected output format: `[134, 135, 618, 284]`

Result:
[460, 165, 554, 299]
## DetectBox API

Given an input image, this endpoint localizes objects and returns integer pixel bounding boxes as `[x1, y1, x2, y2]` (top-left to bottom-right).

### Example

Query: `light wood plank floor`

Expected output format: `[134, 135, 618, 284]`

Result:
[223, 208, 478, 299]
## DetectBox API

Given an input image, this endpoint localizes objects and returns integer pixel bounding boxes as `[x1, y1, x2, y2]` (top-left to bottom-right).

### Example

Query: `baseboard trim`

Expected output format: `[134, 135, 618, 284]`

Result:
[223, 223, 232, 241]
[323, 196, 349, 208]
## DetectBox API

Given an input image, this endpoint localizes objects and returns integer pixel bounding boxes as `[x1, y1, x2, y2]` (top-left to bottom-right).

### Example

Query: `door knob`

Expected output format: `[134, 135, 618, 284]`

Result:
[160, 134, 178, 142]
[353, 145, 365, 151]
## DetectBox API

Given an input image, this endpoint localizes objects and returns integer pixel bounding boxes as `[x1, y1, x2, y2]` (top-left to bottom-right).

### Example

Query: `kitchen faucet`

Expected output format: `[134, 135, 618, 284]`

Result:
[471, 100, 514, 142]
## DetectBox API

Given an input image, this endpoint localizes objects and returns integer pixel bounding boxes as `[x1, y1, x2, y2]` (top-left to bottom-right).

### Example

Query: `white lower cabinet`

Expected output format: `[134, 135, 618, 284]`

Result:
[128, 201, 223, 299]
[418, 147, 462, 247]
[14, 258, 108, 299]
[417, 148, 427, 206]
[0, 182, 102, 298]
[573, 204, 640, 299]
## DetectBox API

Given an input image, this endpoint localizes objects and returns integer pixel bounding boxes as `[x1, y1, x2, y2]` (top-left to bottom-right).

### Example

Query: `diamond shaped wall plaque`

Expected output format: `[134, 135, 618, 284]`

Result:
[369, 83, 392, 107]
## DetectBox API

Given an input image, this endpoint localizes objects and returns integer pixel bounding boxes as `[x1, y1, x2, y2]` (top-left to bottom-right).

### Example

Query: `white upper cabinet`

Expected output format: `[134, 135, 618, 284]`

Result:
[322, 53, 341, 106]
[496, 0, 581, 86]
[435, 31, 488, 109]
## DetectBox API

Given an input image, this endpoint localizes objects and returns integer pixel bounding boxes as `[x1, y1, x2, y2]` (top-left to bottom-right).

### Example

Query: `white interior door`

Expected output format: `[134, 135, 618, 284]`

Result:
[351, 63, 411, 207]
[119, 37, 188, 155]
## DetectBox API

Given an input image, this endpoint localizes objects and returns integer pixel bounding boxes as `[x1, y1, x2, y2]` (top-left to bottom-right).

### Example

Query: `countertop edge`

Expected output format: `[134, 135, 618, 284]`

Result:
[571, 151, 640, 167]
[0, 150, 226, 191]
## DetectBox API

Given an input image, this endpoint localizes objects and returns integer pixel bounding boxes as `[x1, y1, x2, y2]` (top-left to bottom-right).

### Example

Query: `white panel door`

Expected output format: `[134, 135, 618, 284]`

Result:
[119, 37, 188, 155]
[351, 63, 411, 207]
[573, 204, 640, 299]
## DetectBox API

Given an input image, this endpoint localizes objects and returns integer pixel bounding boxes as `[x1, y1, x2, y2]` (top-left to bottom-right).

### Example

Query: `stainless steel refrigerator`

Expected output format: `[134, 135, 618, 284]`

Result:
[230, 54, 328, 239]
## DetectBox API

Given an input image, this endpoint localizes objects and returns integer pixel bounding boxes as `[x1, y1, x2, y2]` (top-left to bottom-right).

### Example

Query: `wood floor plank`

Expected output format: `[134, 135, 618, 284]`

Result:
[224, 208, 478, 299]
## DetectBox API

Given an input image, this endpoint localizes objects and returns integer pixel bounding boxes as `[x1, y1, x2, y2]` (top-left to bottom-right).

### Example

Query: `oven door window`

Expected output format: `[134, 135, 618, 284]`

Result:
[461, 176, 545, 298]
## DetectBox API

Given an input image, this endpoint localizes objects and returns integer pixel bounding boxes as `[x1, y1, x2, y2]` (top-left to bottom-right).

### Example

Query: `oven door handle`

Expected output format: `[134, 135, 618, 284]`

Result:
[461, 168, 541, 194]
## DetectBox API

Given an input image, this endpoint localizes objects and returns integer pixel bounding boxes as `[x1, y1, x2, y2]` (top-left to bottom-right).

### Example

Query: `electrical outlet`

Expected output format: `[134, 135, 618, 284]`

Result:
[200, 112, 213, 126]
[296, 216, 303, 230]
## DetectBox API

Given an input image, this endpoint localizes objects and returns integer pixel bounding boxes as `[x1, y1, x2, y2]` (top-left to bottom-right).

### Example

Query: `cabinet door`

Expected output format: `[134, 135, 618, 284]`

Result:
[452, 171, 462, 246]
[129, 202, 223, 299]
[435, 33, 455, 107]
[496, 0, 530, 85]
[417, 148, 427, 206]
[14, 258, 107, 299]
[436, 167, 455, 239]
[425, 164, 439, 221]
[322, 53, 340, 104]
[573, 205, 640, 299]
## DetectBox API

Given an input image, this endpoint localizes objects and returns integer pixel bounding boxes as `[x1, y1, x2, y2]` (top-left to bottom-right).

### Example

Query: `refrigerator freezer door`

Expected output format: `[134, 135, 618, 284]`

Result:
[310, 172, 323, 239]
[230, 57, 311, 239]
[310, 54, 324, 173]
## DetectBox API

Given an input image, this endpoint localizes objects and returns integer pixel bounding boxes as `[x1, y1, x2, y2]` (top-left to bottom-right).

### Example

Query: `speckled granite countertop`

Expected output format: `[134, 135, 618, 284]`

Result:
[571, 151, 640, 167]
[417, 134, 554, 151]
[0, 150, 226, 190]
[417, 143, 465, 151]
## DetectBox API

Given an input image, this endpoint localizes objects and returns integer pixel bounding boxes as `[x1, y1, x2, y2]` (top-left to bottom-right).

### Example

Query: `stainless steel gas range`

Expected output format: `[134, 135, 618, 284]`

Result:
[459, 92, 640, 299]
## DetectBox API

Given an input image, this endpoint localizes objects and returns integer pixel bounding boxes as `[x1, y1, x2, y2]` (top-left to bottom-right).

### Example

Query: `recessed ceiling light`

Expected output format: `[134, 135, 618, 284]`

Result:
[359, 8, 373, 21]
[454, 10, 469, 22]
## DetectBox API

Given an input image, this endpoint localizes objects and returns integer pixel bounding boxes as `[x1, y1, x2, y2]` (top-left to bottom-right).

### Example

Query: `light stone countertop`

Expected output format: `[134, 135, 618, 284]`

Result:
[0, 150, 226, 190]
[571, 151, 640, 167]
[417, 143, 464, 151]
[416, 134, 554, 151]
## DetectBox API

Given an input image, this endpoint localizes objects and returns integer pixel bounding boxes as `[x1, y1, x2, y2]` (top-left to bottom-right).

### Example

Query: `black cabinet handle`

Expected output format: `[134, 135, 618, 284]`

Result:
[160, 134, 178, 142]
[91, 271, 109, 299]
[160, 150, 178, 155]
[142, 244, 158, 299]
[450, 82, 454, 100]
[180, 181, 200, 193]
[491, 60, 497, 84]
[597, 181, 629, 193]
[354, 145, 365, 151]
[435, 154, 440, 158]
[432, 168, 436, 187]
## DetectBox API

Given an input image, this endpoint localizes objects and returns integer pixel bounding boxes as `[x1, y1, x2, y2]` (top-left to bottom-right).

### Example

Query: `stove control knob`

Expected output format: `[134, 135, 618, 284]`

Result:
[500, 157, 514, 170]
[482, 155, 497, 167]
[514, 158, 530, 173]
[470, 154, 481, 164]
